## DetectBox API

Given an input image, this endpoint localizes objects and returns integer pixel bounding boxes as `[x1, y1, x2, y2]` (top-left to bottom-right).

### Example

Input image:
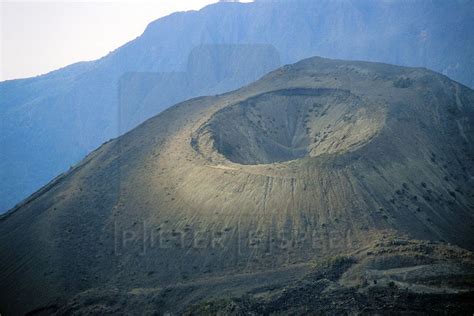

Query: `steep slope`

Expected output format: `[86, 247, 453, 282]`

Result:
[1, 0, 474, 212]
[1, 57, 473, 314]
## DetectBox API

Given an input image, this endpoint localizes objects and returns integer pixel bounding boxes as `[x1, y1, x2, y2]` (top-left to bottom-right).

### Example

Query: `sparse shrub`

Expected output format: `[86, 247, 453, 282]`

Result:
[393, 77, 413, 88]
[185, 298, 234, 315]
[447, 104, 459, 115]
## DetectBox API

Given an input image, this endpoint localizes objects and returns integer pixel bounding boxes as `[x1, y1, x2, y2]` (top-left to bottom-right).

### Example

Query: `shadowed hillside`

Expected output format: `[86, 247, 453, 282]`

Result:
[1, 57, 473, 314]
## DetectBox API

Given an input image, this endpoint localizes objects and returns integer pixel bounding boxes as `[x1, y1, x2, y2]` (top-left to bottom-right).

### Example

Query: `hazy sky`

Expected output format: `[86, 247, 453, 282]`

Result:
[0, 0, 227, 81]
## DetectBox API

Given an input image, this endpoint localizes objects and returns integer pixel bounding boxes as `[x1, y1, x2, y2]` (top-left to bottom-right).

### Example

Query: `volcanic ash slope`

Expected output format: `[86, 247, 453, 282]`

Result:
[1, 57, 474, 314]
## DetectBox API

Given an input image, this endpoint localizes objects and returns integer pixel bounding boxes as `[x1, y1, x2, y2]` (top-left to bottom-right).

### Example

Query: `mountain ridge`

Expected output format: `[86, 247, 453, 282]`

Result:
[2, 0, 474, 213]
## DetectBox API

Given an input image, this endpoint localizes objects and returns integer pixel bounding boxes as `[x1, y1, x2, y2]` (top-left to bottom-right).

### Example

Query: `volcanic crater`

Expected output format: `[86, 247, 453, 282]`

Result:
[195, 88, 385, 165]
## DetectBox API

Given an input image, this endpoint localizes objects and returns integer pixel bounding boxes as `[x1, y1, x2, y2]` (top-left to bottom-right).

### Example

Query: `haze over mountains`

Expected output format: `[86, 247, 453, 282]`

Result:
[1, 0, 474, 213]
[1, 56, 473, 315]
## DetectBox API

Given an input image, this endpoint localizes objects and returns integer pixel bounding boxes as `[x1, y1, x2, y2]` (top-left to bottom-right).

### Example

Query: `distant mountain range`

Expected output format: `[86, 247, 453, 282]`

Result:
[1, 0, 473, 212]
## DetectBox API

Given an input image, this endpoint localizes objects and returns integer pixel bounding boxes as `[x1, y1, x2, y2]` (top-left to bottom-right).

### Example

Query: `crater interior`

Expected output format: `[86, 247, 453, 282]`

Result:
[197, 88, 384, 165]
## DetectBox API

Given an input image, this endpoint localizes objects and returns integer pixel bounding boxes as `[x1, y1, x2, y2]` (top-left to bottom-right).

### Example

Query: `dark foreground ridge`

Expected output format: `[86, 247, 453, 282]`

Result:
[1, 57, 473, 315]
